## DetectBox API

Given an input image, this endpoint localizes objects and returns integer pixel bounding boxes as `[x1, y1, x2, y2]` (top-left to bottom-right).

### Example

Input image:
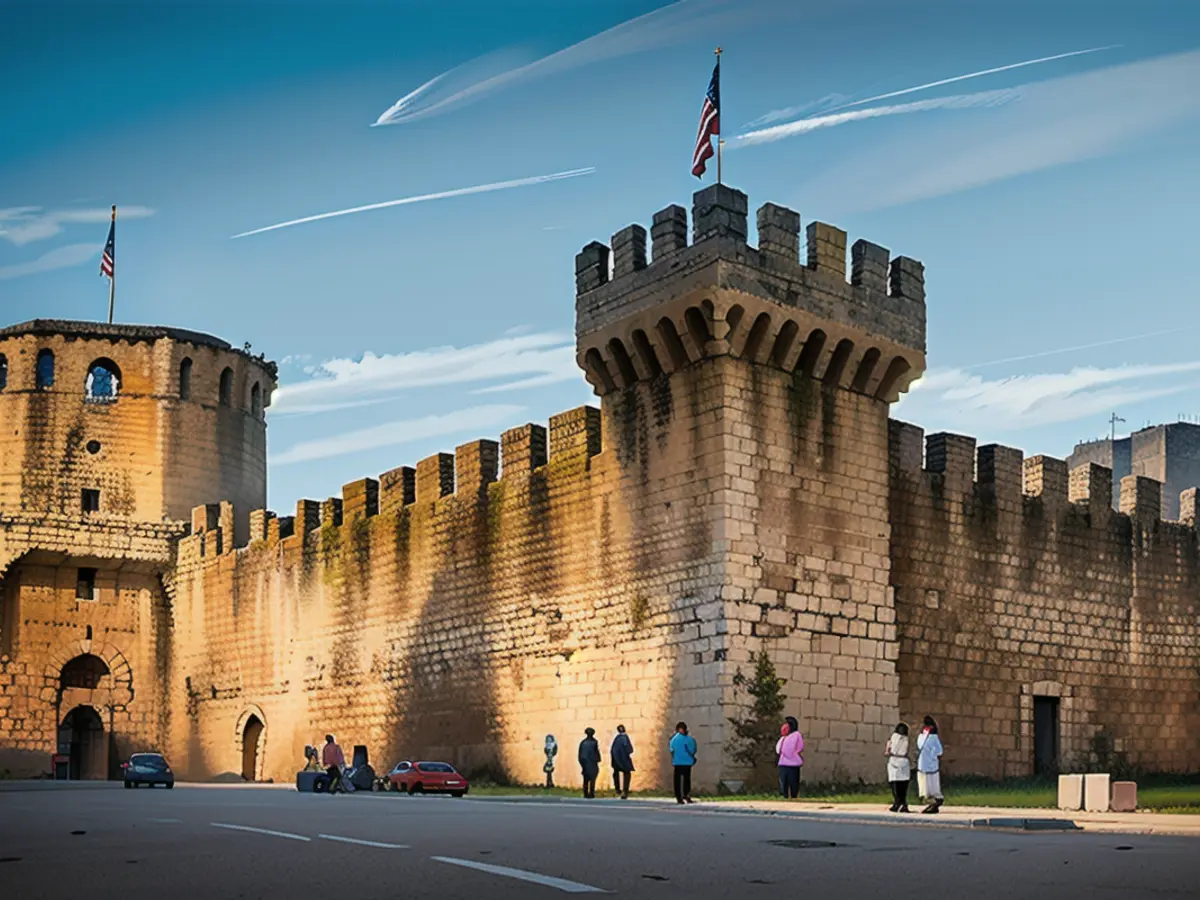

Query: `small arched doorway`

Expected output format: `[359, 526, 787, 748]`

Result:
[60, 706, 106, 780]
[241, 714, 264, 781]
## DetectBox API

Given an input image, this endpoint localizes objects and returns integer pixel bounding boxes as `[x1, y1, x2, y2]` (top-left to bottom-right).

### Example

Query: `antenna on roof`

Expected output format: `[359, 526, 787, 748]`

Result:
[1109, 412, 1125, 441]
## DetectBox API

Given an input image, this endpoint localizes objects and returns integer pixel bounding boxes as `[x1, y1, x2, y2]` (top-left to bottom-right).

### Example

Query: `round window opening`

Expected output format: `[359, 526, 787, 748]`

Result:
[86, 440, 102, 455]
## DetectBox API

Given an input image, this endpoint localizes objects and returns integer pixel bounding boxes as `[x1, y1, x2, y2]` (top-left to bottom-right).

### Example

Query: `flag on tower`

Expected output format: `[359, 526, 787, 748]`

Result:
[100, 209, 115, 280]
[691, 60, 720, 178]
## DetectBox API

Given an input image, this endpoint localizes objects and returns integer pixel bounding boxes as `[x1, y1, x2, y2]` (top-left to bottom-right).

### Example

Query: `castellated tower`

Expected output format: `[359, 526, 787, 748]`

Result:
[0, 320, 275, 532]
[0, 320, 275, 780]
[574, 184, 926, 781]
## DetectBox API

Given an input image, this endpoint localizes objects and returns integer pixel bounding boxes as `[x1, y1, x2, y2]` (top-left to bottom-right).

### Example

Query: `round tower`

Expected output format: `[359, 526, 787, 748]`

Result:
[0, 320, 277, 534]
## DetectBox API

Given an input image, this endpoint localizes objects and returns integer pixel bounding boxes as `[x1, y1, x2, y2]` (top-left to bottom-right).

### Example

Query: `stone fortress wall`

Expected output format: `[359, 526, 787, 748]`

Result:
[1, 188, 1198, 788]
[891, 426, 1200, 779]
[164, 184, 938, 787]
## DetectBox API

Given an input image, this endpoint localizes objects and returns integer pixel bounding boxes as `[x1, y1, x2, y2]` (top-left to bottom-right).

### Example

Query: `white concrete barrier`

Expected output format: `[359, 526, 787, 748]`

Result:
[1084, 773, 1111, 812]
[1057, 773, 1084, 811]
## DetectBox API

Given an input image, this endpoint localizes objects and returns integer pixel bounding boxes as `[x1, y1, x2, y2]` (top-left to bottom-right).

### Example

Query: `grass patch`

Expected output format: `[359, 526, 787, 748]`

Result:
[465, 775, 1200, 813]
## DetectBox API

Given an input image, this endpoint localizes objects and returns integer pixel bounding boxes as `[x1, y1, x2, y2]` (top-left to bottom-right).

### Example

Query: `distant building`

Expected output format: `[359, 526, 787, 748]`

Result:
[1069, 422, 1200, 520]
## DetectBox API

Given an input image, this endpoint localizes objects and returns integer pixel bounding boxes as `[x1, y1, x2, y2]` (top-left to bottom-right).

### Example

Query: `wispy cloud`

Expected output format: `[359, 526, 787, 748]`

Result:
[230, 168, 595, 238]
[0, 243, 98, 281]
[738, 88, 1020, 146]
[744, 45, 1116, 129]
[0, 205, 155, 245]
[272, 404, 526, 465]
[898, 361, 1200, 434]
[273, 331, 582, 416]
[796, 48, 1200, 211]
[374, 0, 781, 126]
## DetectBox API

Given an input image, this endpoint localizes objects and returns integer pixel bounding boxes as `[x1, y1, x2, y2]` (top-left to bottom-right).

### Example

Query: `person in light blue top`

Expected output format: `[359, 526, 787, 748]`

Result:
[668, 722, 697, 804]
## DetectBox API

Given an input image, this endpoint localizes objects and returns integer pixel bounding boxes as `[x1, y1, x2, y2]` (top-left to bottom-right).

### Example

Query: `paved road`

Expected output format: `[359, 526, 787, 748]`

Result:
[1, 785, 1197, 899]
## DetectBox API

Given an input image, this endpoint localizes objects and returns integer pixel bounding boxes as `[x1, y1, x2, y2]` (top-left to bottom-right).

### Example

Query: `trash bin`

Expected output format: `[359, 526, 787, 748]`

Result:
[52, 754, 70, 781]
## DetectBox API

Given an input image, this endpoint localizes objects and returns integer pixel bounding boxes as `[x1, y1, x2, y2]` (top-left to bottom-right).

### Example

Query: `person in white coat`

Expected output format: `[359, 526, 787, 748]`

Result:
[884, 722, 911, 813]
[916, 715, 944, 814]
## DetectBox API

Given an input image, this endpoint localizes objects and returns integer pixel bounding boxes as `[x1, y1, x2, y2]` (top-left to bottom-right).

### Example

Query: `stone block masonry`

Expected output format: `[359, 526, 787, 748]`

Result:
[2, 186, 1198, 790]
[890, 424, 1200, 778]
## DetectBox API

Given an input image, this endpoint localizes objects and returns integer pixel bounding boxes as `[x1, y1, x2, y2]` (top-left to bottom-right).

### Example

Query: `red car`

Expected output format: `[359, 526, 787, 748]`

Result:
[386, 761, 469, 797]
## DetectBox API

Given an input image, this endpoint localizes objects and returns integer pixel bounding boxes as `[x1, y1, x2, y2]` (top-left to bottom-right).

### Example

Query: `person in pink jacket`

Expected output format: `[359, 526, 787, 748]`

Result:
[776, 716, 804, 799]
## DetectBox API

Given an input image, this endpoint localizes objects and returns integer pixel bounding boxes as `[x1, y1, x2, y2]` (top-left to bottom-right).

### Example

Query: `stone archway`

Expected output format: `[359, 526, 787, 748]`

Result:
[235, 706, 267, 782]
[42, 641, 135, 780]
[60, 705, 106, 780]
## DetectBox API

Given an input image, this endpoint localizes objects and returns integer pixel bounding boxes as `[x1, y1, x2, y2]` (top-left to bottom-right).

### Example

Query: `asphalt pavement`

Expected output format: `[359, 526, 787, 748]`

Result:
[1, 784, 1197, 899]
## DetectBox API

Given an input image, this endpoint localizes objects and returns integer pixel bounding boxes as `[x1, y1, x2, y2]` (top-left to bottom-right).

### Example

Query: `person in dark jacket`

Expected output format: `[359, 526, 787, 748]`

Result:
[610, 725, 635, 798]
[578, 727, 601, 799]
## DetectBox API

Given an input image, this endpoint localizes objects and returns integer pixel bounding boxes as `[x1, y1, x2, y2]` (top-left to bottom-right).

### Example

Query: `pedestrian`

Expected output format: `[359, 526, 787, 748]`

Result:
[303, 745, 322, 772]
[543, 734, 558, 789]
[775, 715, 804, 799]
[885, 722, 911, 813]
[321, 733, 345, 794]
[916, 715, 944, 814]
[610, 725, 634, 799]
[669, 721, 697, 805]
[578, 727, 601, 799]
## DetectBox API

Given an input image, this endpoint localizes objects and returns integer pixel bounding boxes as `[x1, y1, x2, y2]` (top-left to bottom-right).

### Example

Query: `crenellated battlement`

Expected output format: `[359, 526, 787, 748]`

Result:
[180, 405, 604, 561]
[574, 184, 926, 402]
[888, 419, 1199, 536]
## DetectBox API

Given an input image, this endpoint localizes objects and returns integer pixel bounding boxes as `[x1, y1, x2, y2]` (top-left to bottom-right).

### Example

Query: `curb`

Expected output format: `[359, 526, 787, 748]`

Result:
[969, 817, 1080, 832]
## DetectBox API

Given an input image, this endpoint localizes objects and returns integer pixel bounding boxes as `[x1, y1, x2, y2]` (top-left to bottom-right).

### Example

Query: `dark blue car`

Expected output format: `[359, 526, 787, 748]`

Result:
[123, 753, 175, 788]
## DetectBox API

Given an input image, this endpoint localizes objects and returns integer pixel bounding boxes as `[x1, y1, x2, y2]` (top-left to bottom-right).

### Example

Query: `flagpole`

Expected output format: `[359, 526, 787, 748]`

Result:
[107, 205, 116, 324]
[715, 47, 723, 186]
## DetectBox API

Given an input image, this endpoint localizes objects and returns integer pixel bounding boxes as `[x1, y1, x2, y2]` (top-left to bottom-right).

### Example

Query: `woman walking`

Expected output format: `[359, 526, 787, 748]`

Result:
[884, 723, 911, 813]
[775, 716, 804, 799]
[578, 727, 601, 799]
[916, 716, 944, 814]
[668, 722, 697, 804]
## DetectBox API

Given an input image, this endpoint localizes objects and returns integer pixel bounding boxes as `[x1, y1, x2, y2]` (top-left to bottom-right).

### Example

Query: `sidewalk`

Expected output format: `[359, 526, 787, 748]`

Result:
[698, 799, 1200, 836]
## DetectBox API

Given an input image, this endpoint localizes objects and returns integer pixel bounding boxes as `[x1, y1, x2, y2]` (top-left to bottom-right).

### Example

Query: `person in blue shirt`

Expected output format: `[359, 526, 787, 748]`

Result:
[668, 721, 697, 804]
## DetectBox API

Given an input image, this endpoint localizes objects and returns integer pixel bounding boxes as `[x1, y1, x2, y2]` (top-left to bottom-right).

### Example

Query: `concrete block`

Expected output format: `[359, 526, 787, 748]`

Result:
[1111, 781, 1137, 812]
[1084, 773, 1111, 812]
[1057, 773, 1083, 811]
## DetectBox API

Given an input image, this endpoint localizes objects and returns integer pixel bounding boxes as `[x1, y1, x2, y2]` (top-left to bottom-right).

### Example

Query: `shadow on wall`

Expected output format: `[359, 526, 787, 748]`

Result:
[383, 478, 505, 781]
[0, 749, 53, 779]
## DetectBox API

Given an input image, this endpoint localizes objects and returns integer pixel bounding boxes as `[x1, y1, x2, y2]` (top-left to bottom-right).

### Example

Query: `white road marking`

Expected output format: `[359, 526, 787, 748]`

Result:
[318, 833, 408, 849]
[148, 818, 182, 823]
[432, 856, 609, 893]
[211, 822, 310, 842]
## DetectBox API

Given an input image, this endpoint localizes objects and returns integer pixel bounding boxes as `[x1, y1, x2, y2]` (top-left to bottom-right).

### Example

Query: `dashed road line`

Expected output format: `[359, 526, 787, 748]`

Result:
[211, 822, 310, 842]
[148, 818, 181, 824]
[432, 856, 609, 893]
[318, 834, 408, 849]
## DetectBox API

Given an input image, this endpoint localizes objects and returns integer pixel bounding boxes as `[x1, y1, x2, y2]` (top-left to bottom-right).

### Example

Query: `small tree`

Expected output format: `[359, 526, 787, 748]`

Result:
[726, 651, 787, 789]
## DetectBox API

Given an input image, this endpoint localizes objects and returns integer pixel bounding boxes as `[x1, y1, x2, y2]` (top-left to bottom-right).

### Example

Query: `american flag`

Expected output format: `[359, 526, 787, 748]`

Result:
[100, 211, 114, 280]
[691, 61, 720, 178]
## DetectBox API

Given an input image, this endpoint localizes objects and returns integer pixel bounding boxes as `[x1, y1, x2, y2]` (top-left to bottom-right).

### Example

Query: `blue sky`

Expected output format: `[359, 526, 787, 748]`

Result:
[3, 0, 1199, 512]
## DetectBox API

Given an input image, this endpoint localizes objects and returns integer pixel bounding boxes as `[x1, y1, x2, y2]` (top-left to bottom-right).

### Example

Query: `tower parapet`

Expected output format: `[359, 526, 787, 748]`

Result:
[0, 319, 276, 534]
[575, 185, 926, 402]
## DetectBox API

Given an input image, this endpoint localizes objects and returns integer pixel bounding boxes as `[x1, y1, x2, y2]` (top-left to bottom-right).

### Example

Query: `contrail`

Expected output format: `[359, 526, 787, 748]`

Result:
[373, 0, 774, 126]
[969, 327, 1193, 370]
[738, 88, 1019, 146]
[230, 168, 596, 239]
[748, 45, 1118, 128]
